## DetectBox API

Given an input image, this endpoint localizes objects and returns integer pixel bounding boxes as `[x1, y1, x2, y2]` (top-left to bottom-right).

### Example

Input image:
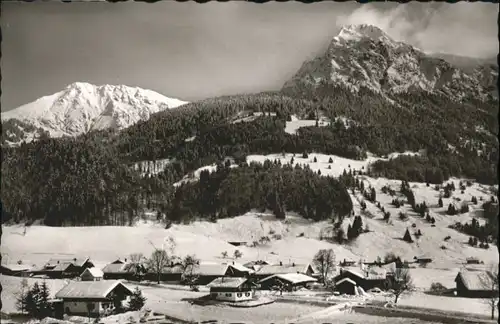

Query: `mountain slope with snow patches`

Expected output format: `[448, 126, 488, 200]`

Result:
[283, 24, 498, 101]
[1, 82, 187, 143]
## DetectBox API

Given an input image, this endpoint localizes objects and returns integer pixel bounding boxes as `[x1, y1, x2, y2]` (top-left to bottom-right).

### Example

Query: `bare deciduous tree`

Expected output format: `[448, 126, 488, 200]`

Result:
[180, 254, 200, 288]
[480, 264, 499, 320]
[312, 249, 336, 285]
[146, 249, 171, 284]
[387, 268, 415, 304]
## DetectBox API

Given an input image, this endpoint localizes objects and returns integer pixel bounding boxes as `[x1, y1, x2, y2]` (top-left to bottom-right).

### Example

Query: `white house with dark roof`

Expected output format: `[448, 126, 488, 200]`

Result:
[206, 277, 255, 302]
[55, 280, 133, 317]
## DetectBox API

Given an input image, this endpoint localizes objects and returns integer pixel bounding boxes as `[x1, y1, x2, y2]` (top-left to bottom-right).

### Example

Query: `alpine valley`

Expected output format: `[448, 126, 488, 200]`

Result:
[2, 23, 499, 323]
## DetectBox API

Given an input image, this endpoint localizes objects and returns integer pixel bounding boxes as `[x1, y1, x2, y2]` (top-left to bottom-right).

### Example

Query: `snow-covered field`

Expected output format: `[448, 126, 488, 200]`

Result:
[2, 151, 498, 321]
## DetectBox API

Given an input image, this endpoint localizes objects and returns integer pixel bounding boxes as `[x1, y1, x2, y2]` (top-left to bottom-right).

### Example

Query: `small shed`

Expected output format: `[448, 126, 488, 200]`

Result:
[80, 267, 104, 281]
[207, 277, 255, 302]
[335, 278, 357, 295]
[455, 270, 499, 298]
[258, 273, 317, 291]
[55, 280, 133, 317]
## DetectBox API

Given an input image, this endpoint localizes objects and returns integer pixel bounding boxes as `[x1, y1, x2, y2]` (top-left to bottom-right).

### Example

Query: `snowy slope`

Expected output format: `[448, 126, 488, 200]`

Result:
[1, 82, 188, 141]
[283, 24, 498, 101]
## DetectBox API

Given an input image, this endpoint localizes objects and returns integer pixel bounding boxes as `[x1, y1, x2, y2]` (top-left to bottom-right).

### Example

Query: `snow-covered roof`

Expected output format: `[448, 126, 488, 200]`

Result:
[226, 263, 255, 274]
[50, 262, 74, 272]
[254, 264, 312, 275]
[102, 263, 131, 274]
[195, 263, 228, 276]
[47, 257, 90, 268]
[336, 278, 357, 286]
[1, 264, 32, 271]
[55, 280, 132, 300]
[81, 267, 104, 278]
[259, 273, 317, 285]
[456, 270, 496, 291]
[341, 268, 366, 279]
[207, 277, 248, 289]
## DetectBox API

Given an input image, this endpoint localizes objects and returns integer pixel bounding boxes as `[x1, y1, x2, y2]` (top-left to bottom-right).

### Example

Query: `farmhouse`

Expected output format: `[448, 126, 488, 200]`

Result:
[224, 263, 255, 277]
[102, 262, 137, 281]
[55, 280, 133, 317]
[38, 257, 94, 278]
[455, 270, 499, 298]
[193, 263, 229, 285]
[80, 267, 104, 281]
[334, 268, 387, 291]
[335, 278, 357, 295]
[207, 277, 255, 302]
[339, 259, 357, 267]
[258, 273, 317, 291]
[0, 263, 32, 277]
[252, 262, 316, 280]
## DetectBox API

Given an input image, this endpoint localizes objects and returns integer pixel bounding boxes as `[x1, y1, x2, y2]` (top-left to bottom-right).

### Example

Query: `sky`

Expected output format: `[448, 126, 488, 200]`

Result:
[1, 1, 498, 111]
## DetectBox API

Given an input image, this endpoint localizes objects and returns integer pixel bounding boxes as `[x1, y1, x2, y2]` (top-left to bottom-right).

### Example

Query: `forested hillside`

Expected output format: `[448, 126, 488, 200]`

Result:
[1, 82, 498, 227]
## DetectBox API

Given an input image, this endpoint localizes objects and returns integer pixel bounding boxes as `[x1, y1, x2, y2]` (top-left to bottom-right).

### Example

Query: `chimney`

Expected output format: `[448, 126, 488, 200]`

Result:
[279, 261, 283, 266]
[73, 258, 77, 262]
[57, 261, 60, 264]
[292, 262, 295, 267]
[232, 261, 235, 265]
[171, 261, 174, 267]
[125, 258, 127, 262]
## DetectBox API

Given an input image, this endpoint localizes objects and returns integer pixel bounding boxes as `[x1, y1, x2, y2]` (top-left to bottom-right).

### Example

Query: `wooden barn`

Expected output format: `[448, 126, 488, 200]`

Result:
[335, 278, 357, 295]
[102, 262, 136, 281]
[258, 273, 317, 291]
[455, 270, 499, 298]
[55, 280, 133, 317]
[0, 263, 32, 277]
[193, 263, 229, 285]
[252, 263, 317, 280]
[334, 267, 387, 291]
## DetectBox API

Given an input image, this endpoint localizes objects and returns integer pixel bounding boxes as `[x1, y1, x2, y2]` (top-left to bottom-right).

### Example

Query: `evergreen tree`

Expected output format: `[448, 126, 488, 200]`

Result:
[313, 157, 318, 163]
[403, 228, 413, 243]
[329, 157, 333, 163]
[370, 187, 376, 202]
[438, 197, 443, 208]
[128, 287, 147, 311]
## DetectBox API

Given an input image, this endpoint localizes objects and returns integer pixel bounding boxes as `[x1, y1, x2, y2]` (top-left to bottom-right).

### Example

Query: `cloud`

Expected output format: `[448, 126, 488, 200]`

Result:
[337, 2, 498, 58]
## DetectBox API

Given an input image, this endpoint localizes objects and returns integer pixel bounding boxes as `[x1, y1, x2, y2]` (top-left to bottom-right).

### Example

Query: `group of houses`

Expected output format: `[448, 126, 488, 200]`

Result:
[2, 255, 498, 315]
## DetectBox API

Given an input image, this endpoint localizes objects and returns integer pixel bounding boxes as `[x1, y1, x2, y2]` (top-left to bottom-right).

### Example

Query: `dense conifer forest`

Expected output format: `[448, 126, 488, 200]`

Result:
[1, 85, 498, 226]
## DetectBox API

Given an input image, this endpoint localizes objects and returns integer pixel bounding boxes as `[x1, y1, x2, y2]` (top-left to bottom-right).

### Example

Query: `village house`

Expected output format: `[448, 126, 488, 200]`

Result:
[243, 260, 270, 269]
[258, 273, 317, 291]
[0, 263, 32, 277]
[414, 255, 433, 265]
[334, 267, 388, 292]
[251, 262, 317, 280]
[102, 259, 136, 281]
[455, 269, 499, 298]
[55, 280, 133, 317]
[37, 257, 94, 279]
[207, 277, 255, 302]
[224, 262, 255, 277]
[193, 263, 229, 285]
[80, 267, 104, 281]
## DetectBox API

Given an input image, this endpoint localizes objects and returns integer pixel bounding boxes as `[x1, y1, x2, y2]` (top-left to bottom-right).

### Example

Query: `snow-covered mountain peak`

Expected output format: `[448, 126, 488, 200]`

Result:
[334, 24, 397, 46]
[1, 82, 188, 142]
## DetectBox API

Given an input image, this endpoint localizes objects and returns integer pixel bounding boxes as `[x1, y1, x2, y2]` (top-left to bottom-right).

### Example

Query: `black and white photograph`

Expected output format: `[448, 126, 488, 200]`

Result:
[1, 1, 499, 323]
